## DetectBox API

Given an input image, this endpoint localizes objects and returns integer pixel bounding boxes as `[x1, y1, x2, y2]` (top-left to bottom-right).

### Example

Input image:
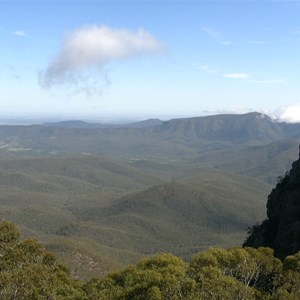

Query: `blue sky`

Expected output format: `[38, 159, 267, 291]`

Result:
[1, 0, 300, 122]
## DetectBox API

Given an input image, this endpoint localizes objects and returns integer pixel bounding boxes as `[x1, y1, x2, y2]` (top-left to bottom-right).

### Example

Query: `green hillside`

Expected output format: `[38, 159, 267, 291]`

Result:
[86, 172, 269, 256]
[0, 155, 165, 274]
[0, 153, 271, 278]
[0, 113, 299, 278]
[193, 138, 299, 184]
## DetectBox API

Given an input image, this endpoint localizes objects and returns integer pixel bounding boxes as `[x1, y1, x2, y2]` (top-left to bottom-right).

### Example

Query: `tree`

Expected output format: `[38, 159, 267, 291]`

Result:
[188, 247, 282, 299]
[84, 253, 194, 300]
[0, 221, 85, 299]
[275, 252, 300, 299]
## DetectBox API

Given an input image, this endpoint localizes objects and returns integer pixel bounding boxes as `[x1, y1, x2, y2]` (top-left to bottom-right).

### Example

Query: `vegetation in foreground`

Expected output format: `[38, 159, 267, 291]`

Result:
[1, 221, 300, 300]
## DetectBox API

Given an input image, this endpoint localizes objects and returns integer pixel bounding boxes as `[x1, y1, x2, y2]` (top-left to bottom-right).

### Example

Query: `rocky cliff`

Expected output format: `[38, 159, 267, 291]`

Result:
[244, 145, 300, 258]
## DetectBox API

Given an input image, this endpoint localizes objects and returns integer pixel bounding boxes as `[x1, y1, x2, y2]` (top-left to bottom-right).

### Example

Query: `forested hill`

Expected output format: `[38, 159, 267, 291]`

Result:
[244, 146, 300, 259]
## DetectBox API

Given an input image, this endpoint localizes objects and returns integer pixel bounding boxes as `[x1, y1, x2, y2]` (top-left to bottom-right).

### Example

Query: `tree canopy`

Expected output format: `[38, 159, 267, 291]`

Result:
[0, 221, 299, 299]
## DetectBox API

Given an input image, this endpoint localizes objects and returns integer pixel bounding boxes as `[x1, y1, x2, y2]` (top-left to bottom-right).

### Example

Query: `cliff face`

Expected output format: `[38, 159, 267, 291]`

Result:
[244, 146, 300, 259]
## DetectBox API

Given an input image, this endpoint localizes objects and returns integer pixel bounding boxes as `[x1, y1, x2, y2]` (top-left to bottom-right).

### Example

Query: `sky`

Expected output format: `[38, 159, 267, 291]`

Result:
[1, 0, 300, 123]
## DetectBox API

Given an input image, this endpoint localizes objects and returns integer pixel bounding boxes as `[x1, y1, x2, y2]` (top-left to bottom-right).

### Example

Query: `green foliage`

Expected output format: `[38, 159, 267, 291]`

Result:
[274, 253, 300, 299]
[84, 253, 192, 300]
[0, 221, 86, 299]
[2, 221, 300, 299]
[84, 248, 300, 300]
[0, 221, 20, 244]
[188, 247, 281, 298]
[190, 266, 255, 300]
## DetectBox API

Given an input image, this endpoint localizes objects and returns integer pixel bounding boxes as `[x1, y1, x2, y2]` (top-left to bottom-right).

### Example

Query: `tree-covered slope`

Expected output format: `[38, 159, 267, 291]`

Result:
[194, 138, 299, 184]
[75, 170, 270, 260]
[0, 154, 271, 278]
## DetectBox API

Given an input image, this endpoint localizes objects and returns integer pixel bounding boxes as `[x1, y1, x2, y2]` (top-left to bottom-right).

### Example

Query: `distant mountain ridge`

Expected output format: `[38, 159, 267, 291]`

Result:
[43, 118, 163, 129]
[42, 112, 299, 140]
[0, 112, 299, 161]
[157, 112, 298, 143]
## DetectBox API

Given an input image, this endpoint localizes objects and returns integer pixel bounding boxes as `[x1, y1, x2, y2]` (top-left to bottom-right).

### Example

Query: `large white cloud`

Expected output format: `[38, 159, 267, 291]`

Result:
[279, 103, 300, 123]
[39, 25, 165, 89]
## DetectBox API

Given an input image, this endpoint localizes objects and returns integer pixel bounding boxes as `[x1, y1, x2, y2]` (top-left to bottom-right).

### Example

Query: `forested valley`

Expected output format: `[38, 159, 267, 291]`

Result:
[0, 113, 300, 299]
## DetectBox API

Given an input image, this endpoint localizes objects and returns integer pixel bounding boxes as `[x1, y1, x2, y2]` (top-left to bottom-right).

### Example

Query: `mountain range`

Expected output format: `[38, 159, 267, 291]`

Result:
[0, 111, 299, 278]
[0, 112, 299, 160]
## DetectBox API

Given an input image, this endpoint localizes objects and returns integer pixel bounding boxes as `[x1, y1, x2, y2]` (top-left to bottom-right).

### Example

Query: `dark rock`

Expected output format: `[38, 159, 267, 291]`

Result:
[244, 145, 300, 259]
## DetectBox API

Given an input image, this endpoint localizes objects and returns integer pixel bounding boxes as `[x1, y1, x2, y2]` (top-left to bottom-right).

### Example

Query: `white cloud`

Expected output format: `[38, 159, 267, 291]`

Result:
[279, 103, 300, 123]
[221, 40, 232, 46]
[13, 30, 27, 37]
[39, 25, 165, 90]
[223, 73, 249, 79]
[247, 40, 266, 45]
[202, 26, 232, 46]
[195, 63, 218, 74]
[202, 26, 221, 39]
[201, 108, 254, 116]
[223, 73, 286, 84]
[246, 78, 286, 84]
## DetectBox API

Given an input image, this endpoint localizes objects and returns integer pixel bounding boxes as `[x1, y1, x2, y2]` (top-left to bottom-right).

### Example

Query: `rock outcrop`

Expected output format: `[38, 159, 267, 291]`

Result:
[244, 145, 300, 259]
